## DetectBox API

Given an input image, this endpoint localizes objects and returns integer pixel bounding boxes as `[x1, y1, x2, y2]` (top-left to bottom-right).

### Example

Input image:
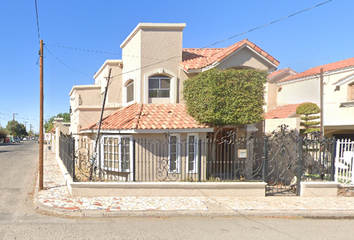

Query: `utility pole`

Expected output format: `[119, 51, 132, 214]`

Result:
[13, 113, 17, 138]
[24, 121, 28, 133]
[39, 39, 44, 190]
[320, 68, 324, 135]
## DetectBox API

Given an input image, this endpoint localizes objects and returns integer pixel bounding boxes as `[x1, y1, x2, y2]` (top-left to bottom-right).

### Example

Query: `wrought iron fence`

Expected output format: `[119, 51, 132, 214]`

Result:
[263, 126, 335, 196]
[57, 125, 336, 198]
[59, 135, 75, 179]
[72, 134, 264, 183]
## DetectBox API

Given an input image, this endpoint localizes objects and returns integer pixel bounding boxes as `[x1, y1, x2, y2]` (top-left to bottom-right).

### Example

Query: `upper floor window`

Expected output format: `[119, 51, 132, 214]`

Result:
[126, 80, 134, 103]
[148, 75, 170, 98]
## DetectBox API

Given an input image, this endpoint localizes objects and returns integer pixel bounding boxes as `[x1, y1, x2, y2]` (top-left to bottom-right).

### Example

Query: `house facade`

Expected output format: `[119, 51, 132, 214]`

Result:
[265, 57, 354, 139]
[68, 23, 279, 181]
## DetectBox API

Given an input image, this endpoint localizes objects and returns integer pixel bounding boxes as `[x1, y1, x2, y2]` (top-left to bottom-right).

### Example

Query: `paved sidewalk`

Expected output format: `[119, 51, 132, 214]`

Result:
[34, 149, 354, 218]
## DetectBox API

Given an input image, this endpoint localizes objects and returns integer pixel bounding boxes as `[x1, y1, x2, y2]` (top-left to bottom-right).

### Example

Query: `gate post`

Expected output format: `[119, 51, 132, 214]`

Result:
[262, 137, 268, 183]
[133, 139, 136, 182]
[198, 139, 202, 182]
[72, 138, 75, 181]
[296, 137, 303, 196]
[330, 137, 336, 181]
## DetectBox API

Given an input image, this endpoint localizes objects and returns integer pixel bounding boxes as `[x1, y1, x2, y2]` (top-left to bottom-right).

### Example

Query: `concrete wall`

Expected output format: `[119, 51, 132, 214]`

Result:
[277, 77, 320, 106]
[265, 118, 300, 134]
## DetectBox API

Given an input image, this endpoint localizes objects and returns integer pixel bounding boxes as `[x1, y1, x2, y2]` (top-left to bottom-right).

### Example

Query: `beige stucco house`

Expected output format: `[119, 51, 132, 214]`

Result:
[68, 23, 279, 181]
[265, 57, 354, 139]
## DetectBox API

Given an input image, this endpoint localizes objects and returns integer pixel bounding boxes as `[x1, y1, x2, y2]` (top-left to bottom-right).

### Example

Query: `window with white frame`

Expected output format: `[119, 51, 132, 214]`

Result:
[102, 136, 132, 172]
[169, 135, 180, 172]
[148, 75, 171, 98]
[187, 134, 198, 173]
[126, 80, 134, 103]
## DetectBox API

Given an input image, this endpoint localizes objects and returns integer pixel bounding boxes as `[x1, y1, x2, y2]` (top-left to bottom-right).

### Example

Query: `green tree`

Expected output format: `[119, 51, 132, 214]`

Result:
[0, 127, 7, 139]
[44, 112, 70, 133]
[183, 68, 268, 136]
[296, 102, 320, 134]
[5, 121, 27, 137]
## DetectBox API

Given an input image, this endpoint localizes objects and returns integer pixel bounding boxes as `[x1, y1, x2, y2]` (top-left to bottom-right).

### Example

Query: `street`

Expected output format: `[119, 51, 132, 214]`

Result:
[0, 141, 353, 239]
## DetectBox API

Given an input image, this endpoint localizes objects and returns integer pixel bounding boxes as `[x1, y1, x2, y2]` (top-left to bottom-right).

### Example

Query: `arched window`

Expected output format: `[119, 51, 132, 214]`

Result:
[125, 79, 134, 103]
[148, 75, 171, 98]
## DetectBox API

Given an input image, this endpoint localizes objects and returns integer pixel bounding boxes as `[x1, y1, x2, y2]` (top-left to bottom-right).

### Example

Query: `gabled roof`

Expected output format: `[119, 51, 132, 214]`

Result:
[278, 57, 354, 84]
[265, 103, 302, 119]
[81, 103, 211, 131]
[268, 67, 297, 80]
[180, 39, 279, 72]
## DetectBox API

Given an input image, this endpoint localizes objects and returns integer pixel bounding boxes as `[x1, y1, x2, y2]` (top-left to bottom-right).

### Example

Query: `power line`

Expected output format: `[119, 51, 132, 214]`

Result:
[45, 44, 121, 56]
[44, 45, 93, 75]
[203, 0, 333, 48]
[34, 0, 40, 41]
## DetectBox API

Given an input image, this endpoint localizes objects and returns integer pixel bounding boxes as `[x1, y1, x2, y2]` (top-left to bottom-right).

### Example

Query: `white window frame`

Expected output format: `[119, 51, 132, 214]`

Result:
[148, 75, 171, 98]
[100, 135, 133, 173]
[169, 134, 180, 173]
[126, 80, 134, 103]
[186, 134, 199, 174]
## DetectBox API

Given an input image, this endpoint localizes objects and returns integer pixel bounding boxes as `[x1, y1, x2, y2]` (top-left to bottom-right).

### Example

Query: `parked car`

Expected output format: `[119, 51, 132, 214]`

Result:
[13, 137, 20, 143]
[22, 137, 27, 141]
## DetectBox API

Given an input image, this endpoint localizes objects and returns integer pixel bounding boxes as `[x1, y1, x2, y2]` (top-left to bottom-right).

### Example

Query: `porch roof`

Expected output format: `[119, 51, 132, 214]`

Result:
[181, 39, 279, 72]
[265, 103, 302, 119]
[81, 103, 212, 131]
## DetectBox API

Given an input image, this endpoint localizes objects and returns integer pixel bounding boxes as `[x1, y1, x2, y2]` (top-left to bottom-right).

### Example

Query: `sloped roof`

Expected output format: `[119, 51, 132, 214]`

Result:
[279, 57, 354, 84]
[81, 103, 210, 131]
[265, 103, 302, 119]
[49, 127, 56, 133]
[181, 39, 279, 72]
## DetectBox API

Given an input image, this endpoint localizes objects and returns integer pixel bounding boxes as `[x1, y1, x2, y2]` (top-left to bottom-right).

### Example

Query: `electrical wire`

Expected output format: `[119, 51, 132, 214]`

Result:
[44, 46, 93, 75]
[203, 0, 333, 48]
[34, 0, 41, 41]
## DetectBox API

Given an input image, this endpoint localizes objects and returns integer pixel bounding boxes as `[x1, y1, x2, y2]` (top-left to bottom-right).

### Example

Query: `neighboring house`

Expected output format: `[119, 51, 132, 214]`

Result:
[265, 57, 354, 139]
[68, 23, 279, 181]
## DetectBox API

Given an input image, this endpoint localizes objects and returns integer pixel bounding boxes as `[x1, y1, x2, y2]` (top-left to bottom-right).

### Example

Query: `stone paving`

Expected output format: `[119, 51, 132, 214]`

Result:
[35, 149, 354, 216]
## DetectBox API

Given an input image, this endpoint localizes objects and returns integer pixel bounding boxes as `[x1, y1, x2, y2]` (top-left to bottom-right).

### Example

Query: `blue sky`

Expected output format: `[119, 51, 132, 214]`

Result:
[0, 0, 352, 133]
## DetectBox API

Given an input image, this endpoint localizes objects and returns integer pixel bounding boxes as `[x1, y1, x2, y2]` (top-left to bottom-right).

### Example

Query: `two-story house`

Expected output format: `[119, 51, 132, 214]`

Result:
[69, 23, 279, 181]
[265, 57, 354, 139]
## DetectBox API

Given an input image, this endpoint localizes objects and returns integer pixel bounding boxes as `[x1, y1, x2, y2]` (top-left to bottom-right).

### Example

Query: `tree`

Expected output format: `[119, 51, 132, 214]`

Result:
[44, 112, 70, 133]
[183, 68, 268, 136]
[5, 121, 27, 137]
[296, 102, 320, 134]
[0, 127, 7, 139]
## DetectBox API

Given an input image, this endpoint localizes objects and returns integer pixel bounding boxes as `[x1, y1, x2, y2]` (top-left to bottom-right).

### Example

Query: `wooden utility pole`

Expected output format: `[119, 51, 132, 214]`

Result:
[39, 39, 44, 190]
[320, 68, 324, 135]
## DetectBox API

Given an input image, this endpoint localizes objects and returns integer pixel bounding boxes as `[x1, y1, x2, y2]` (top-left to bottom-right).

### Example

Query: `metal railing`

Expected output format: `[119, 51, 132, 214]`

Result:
[59, 135, 75, 179]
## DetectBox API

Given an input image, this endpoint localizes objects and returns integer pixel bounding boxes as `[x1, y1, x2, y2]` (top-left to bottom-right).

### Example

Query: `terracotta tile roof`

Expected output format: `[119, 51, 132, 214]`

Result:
[81, 103, 210, 131]
[268, 68, 293, 79]
[279, 57, 354, 84]
[181, 39, 279, 72]
[265, 103, 302, 119]
[49, 127, 55, 133]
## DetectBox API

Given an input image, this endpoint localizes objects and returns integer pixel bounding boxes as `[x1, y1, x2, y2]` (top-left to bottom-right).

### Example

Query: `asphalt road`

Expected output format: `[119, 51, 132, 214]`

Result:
[0, 141, 354, 239]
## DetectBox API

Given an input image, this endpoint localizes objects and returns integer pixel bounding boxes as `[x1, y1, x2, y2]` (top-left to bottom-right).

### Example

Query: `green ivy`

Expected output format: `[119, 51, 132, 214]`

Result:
[183, 68, 268, 127]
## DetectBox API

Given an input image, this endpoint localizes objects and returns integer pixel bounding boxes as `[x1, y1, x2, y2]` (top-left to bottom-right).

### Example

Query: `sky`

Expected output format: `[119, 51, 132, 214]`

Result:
[0, 0, 353, 133]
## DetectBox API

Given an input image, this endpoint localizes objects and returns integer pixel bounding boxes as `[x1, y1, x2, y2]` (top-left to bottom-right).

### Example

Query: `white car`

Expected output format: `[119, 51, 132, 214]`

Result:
[23, 137, 27, 141]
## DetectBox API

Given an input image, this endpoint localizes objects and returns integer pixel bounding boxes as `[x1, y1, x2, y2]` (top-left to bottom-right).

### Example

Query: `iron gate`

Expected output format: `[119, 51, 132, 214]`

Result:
[264, 125, 336, 196]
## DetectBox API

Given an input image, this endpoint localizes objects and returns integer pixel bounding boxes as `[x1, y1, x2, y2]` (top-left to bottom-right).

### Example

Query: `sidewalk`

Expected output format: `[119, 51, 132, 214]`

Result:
[34, 149, 354, 218]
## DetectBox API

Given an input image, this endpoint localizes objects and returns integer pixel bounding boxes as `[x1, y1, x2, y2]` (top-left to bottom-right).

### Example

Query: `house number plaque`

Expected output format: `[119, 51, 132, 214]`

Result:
[238, 149, 247, 158]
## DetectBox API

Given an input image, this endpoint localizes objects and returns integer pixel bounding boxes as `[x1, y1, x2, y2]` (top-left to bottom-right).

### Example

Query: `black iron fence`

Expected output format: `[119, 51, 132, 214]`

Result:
[57, 125, 336, 196]
[59, 135, 75, 179]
